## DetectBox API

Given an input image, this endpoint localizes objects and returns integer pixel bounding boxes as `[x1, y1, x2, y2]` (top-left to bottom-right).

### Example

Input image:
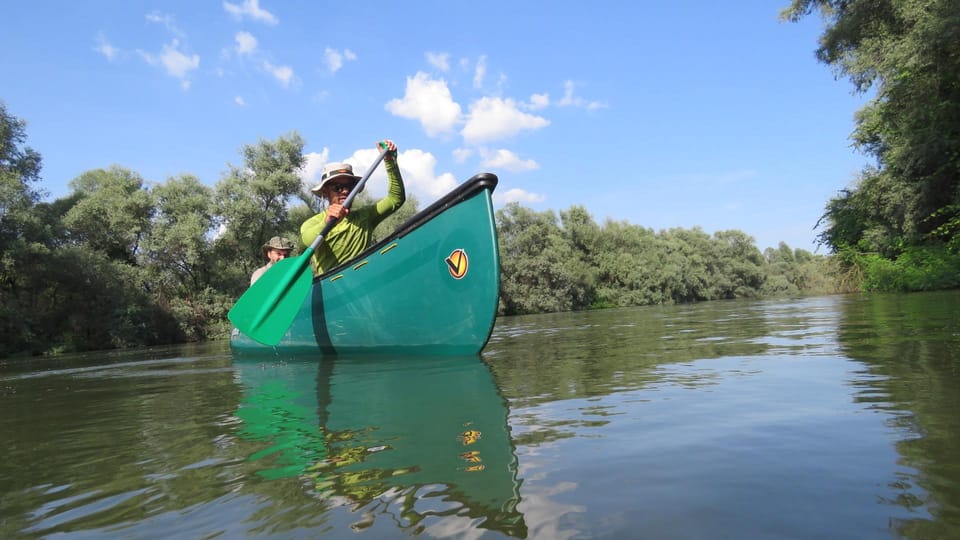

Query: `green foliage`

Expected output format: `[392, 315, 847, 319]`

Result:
[855, 245, 960, 292]
[64, 166, 155, 263]
[0, 107, 317, 356]
[1, 103, 48, 356]
[927, 203, 960, 252]
[763, 243, 837, 295]
[816, 168, 916, 257]
[0, 101, 43, 252]
[497, 203, 596, 314]
[213, 132, 306, 283]
[784, 0, 960, 258]
[143, 174, 216, 295]
[1, 241, 182, 356]
[496, 203, 832, 316]
[165, 287, 235, 341]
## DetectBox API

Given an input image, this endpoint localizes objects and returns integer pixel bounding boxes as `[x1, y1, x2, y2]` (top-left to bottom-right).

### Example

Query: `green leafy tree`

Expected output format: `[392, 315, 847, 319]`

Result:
[35, 246, 181, 352]
[558, 206, 599, 307]
[496, 203, 592, 314]
[0, 103, 45, 355]
[783, 0, 960, 254]
[144, 174, 215, 293]
[142, 175, 232, 340]
[709, 230, 766, 299]
[592, 220, 667, 306]
[660, 227, 714, 302]
[63, 166, 155, 263]
[213, 132, 305, 290]
[0, 102, 44, 253]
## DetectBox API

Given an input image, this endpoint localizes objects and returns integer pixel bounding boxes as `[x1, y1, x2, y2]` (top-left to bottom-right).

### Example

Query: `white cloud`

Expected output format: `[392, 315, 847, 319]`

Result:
[299, 149, 331, 188]
[480, 149, 539, 172]
[494, 72, 508, 93]
[323, 47, 357, 74]
[385, 72, 462, 137]
[334, 147, 457, 202]
[235, 31, 257, 55]
[94, 33, 119, 61]
[263, 61, 294, 87]
[527, 93, 550, 110]
[557, 80, 606, 110]
[386, 148, 458, 200]
[494, 188, 545, 205]
[461, 97, 550, 144]
[139, 39, 200, 89]
[160, 40, 199, 77]
[163, 51, 199, 83]
[473, 55, 487, 89]
[223, 0, 278, 25]
[426, 52, 450, 71]
[452, 148, 473, 163]
[146, 11, 184, 37]
[234, 96, 247, 106]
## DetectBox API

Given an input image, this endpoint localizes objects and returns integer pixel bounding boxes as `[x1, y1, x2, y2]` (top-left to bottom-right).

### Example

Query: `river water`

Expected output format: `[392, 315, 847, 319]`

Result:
[1, 292, 958, 539]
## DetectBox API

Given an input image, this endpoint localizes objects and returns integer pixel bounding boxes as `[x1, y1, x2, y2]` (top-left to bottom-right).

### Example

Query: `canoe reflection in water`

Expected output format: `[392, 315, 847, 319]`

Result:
[232, 354, 526, 537]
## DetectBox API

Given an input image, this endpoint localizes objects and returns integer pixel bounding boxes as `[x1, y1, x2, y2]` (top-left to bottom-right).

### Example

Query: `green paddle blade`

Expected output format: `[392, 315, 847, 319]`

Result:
[228, 253, 315, 346]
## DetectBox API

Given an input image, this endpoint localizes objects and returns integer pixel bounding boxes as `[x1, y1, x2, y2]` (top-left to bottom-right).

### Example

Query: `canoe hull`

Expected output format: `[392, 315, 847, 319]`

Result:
[231, 174, 500, 356]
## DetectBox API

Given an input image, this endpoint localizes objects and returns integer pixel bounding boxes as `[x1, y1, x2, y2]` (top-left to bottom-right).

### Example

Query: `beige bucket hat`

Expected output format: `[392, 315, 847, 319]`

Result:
[310, 162, 362, 195]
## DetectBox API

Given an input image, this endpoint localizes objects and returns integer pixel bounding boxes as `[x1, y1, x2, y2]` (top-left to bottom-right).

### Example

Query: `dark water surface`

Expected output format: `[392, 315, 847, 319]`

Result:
[2, 292, 959, 539]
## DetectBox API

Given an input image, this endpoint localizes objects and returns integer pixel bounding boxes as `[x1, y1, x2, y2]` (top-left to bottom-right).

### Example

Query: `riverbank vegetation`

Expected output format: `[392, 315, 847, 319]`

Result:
[3, 1, 959, 357]
[782, 0, 960, 292]
[1, 102, 836, 357]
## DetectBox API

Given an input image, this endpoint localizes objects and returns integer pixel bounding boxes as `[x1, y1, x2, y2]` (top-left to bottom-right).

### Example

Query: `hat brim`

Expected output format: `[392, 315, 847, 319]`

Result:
[262, 244, 294, 255]
[311, 173, 362, 195]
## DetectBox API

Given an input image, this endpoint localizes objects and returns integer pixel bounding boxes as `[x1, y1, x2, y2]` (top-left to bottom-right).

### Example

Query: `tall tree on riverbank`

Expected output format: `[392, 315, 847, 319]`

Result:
[63, 166, 155, 263]
[1, 102, 45, 355]
[0, 103, 43, 249]
[782, 0, 960, 259]
[213, 133, 306, 292]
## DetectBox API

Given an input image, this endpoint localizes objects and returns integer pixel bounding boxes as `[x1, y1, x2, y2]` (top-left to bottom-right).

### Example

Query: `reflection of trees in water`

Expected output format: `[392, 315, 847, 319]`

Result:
[835, 292, 960, 538]
[0, 353, 245, 538]
[485, 294, 960, 536]
[233, 355, 527, 538]
[484, 300, 805, 409]
[484, 299, 840, 452]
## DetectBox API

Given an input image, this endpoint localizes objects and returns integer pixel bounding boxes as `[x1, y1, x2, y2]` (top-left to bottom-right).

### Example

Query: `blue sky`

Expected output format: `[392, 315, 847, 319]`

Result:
[2, 1, 872, 251]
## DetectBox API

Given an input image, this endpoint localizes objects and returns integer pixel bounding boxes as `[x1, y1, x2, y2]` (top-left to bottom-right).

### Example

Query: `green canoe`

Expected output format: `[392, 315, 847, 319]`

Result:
[231, 173, 500, 355]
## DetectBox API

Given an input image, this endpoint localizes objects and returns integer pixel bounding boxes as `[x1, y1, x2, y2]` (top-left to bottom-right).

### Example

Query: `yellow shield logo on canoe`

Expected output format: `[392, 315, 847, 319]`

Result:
[445, 249, 468, 279]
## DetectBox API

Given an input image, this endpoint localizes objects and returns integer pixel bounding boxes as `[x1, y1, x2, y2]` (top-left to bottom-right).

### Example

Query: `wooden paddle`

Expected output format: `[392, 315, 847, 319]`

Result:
[228, 147, 388, 346]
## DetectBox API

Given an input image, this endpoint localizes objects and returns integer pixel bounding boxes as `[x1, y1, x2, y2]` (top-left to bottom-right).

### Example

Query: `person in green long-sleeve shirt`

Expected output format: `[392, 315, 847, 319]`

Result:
[299, 139, 406, 275]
